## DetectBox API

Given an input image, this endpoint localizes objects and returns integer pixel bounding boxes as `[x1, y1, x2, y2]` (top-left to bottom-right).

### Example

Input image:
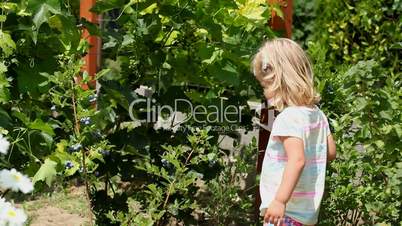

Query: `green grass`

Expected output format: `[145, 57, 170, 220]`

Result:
[22, 186, 90, 226]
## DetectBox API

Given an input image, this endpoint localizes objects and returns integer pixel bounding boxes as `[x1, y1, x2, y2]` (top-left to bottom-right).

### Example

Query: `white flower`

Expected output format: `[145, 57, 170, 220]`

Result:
[0, 197, 7, 209]
[0, 135, 10, 155]
[0, 169, 33, 194]
[0, 201, 27, 226]
[0, 198, 12, 225]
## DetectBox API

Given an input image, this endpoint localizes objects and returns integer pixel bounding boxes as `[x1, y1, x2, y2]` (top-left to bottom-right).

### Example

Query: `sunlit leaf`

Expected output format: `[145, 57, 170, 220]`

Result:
[32, 159, 58, 186]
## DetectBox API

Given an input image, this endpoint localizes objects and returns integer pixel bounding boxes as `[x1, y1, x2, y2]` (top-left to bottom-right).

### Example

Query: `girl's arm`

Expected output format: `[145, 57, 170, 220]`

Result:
[275, 136, 306, 204]
[264, 136, 305, 225]
[327, 133, 336, 161]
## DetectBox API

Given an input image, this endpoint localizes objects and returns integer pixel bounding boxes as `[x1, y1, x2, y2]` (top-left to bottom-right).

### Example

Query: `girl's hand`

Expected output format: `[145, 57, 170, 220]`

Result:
[264, 199, 285, 225]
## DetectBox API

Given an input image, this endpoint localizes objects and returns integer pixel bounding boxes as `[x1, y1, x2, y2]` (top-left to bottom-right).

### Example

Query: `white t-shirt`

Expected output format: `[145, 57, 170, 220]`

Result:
[259, 105, 331, 225]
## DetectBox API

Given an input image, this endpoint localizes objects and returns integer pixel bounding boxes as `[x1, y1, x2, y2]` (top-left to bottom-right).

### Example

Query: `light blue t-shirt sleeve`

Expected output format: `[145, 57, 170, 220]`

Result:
[270, 109, 304, 139]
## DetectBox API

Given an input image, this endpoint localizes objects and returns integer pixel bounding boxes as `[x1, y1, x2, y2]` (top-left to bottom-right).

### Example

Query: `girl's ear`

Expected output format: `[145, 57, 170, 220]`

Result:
[255, 53, 275, 85]
[262, 62, 272, 73]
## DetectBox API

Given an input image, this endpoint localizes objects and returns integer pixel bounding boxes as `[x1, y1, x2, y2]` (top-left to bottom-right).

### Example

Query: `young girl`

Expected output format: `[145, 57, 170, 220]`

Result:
[252, 38, 336, 226]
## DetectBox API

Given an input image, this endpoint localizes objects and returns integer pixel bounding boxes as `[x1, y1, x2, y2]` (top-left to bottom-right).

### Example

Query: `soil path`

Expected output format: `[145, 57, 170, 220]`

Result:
[29, 206, 85, 226]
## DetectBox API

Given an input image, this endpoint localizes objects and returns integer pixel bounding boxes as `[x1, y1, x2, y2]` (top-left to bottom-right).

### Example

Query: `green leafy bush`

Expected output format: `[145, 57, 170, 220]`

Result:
[317, 57, 402, 225]
[297, 1, 402, 224]
[1, 0, 270, 225]
[2, 0, 400, 225]
[88, 0, 271, 224]
[295, 0, 401, 70]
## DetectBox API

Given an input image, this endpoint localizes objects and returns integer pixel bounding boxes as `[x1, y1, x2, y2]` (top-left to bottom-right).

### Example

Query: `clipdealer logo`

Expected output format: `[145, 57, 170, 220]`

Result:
[129, 98, 243, 124]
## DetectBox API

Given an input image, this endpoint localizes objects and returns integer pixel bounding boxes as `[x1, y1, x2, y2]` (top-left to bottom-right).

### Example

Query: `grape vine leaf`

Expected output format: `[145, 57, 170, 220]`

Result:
[32, 159, 58, 186]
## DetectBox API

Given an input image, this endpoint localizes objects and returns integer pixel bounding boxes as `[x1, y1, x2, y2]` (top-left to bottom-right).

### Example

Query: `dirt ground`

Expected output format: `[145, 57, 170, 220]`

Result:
[29, 206, 85, 226]
[23, 186, 89, 226]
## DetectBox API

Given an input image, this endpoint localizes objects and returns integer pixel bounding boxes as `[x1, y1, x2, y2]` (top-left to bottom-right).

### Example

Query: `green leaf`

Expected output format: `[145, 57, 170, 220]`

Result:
[0, 15, 6, 23]
[29, 119, 55, 136]
[379, 110, 393, 121]
[202, 48, 223, 64]
[33, 4, 50, 31]
[27, 0, 60, 13]
[140, 3, 158, 15]
[207, 63, 240, 87]
[238, 0, 268, 20]
[15, 56, 57, 97]
[0, 62, 7, 74]
[271, 4, 284, 19]
[354, 97, 367, 111]
[0, 62, 11, 103]
[11, 111, 30, 125]
[48, 14, 63, 30]
[64, 162, 79, 177]
[0, 30, 16, 57]
[48, 14, 81, 51]
[0, 107, 12, 128]
[33, 159, 58, 186]
[81, 18, 101, 36]
[32, 3, 61, 43]
[165, 30, 180, 46]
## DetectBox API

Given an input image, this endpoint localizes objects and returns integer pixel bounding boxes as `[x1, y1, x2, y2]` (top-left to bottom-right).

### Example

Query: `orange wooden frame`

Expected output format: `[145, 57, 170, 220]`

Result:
[79, 0, 101, 90]
[269, 0, 293, 38]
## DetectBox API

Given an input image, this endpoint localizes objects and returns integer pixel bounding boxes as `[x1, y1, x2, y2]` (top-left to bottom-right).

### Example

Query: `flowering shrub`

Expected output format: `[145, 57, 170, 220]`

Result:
[0, 131, 33, 226]
[0, 0, 399, 225]
[0, 0, 269, 225]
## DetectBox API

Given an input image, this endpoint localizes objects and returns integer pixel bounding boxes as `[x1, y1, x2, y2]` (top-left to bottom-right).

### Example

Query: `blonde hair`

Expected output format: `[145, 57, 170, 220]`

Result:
[252, 38, 320, 111]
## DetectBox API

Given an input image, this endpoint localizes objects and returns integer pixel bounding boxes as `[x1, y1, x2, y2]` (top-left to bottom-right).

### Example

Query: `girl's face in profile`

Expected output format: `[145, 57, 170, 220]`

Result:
[261, 76, 275, 100]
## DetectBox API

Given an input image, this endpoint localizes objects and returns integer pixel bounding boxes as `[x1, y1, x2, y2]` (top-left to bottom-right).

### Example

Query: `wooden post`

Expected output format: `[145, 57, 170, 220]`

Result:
[79, 0, 101, 90]
[269, 0, 293, 38]
[255, 0, 293, 224]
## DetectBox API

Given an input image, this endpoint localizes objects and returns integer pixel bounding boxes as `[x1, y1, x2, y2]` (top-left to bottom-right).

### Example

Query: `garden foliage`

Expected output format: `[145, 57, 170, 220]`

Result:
[0, 0, 401, 225]
[295, 0, 402, 225]
[0, 0, 268, 225]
